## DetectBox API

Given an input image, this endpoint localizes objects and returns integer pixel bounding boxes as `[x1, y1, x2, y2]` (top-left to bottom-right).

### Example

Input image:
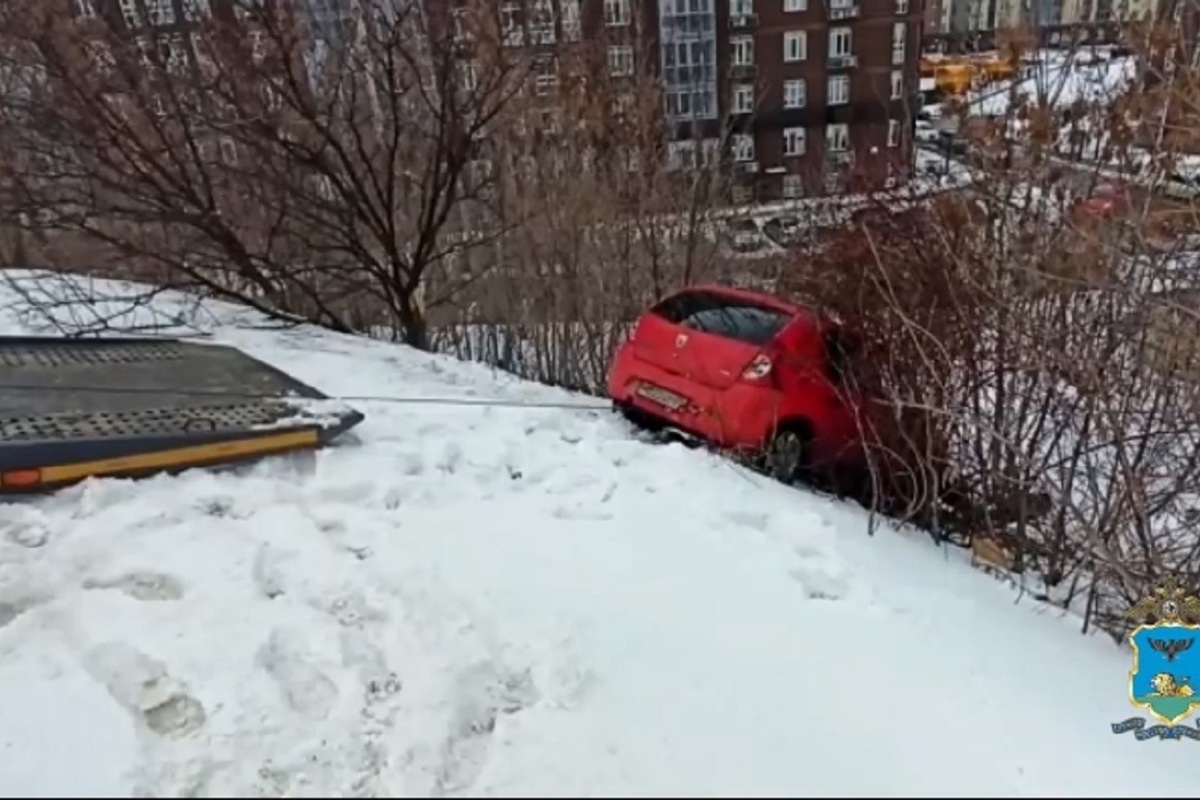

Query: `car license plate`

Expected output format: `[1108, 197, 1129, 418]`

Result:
[635, 383, 687, 411]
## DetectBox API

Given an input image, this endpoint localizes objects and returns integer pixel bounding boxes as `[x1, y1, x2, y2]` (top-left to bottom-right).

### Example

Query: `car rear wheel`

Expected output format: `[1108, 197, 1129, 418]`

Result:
[614, 401, 663, 433]
[763, 424, 812, 485]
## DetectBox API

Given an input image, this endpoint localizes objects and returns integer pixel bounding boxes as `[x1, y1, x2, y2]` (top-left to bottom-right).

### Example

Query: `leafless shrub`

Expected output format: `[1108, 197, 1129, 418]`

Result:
[789, 27, 1200, 639]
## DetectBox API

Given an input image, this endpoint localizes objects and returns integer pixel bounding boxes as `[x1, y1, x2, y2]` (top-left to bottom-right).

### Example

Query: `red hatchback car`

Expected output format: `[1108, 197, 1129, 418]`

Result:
[608, 284, 869, 487]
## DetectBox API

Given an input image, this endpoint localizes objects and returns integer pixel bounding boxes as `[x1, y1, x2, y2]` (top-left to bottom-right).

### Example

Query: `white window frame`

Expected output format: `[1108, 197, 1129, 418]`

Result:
[783, 78, 806, 109]
[248, 28, 267, 64]
[896, 0, 909, 12]
[783, 31, 807, 62]
[501, 1, 524, 46]
[783, 127, 806, 157]
[605, 0, 631, 25]
[732, 134, 755, 162]
[731, 36, 754, 67]
[118, 0, 142, 27]
[73, 0, 98, 18]
[732, 0, 755, 16]
[892, 22, 907, 65]
[784, 0, 808, 10]
[829, 27, 852, 57]
[890, 70, 903, 99]
[146, 0, 176, 26]
[182, 0, 211, 21]
[733, 83, 755, 113]
[783, 174, 804, 198]
[234, 0, 266, 21]
[530, 0, 557, 45]
[561, 0, 582, 41]
[888, 119, 901, 147]
[608, 45, 634, 77]
[826, 123, 849, 152]
[827, 74, 850, 105]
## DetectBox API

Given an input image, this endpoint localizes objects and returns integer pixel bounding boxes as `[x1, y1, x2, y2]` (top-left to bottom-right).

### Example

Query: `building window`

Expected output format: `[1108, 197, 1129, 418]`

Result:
[732, 134, 755, 162]
[234, 0, 265, 22]
[890, 70, 903, 99]
[73, 0, 97, 18]
[784, 0, 808, 9]
[158, 34, 187, 73]
[118, 0, 142, 27]
[605, 0, 631, 25]
[783, 127, 806, 157]
[896, 0, 909, 11]
[733, 83, 755, 113]
[783, 174, 804, 198]
[827, 74, 850, 105]
[248, 29, 267, 63]
[892, 22, 906, 65]
[783, 78, 806, 108]
[666, 89, 714, 118]
[530, 0, 556, 45]
[826, 123, 849, 152]
[731, 36, 754, 66]
[182, 0, 211, 21]
[146, 0, 175, 26]
[888, 119, 901, 147]
[783, 31, 807, 62]
[608, 45, 634, 76]
[561, 0, 582, 41]
[829, 27, 852, 57]
[501, 2, 524, 46]
[732, 0, 755, 16]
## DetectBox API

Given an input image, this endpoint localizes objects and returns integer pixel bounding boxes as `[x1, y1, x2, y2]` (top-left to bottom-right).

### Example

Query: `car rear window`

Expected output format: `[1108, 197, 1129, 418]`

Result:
[652, 291, 794, 347]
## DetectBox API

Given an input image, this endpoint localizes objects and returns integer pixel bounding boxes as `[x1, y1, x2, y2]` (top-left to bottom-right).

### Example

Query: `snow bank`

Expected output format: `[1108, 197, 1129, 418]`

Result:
[1, 271, 1199, 796]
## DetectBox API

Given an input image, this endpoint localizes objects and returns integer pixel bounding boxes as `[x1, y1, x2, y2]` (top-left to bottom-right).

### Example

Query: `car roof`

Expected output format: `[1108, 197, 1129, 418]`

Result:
[667, 284, 829, 324]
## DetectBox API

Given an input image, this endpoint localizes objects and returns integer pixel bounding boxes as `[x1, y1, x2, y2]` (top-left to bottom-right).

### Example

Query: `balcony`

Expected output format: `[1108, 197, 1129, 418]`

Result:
[730, 63, 757, 79]
[826, 150, 854, 165]
[827, 54, 857, 69]
[728, 13, 758, 28]
[826, 1, 860, 19]
[733, 160, 760, 180]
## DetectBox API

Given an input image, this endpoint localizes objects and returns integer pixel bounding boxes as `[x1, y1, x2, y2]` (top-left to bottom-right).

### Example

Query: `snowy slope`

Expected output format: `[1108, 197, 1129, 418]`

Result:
[0, 272, 1197, 797]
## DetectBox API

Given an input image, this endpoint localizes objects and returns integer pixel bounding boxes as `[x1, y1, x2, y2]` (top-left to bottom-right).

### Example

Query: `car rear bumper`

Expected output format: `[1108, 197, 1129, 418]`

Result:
[609, 358, 778, 450]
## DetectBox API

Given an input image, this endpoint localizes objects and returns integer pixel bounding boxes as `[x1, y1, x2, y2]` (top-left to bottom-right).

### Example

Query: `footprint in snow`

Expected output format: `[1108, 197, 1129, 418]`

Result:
[788, 546, 851, 601]
[723, 510, 770, 533]
[3, 520, 49, 549]
[257, 627, 339, 721]
[82, 570, 185, 601]
[252, 544, 290, 600]
[433, 662, 539, 797]
[83, 642, 207, 737]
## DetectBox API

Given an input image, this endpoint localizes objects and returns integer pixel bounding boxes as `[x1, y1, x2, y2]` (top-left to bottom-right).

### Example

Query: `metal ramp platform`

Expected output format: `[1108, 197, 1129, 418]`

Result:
[0, 336, 365, 494]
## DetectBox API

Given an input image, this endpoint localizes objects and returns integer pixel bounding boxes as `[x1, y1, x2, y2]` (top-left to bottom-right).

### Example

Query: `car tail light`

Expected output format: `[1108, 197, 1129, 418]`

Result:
[741, 353, 774, 382]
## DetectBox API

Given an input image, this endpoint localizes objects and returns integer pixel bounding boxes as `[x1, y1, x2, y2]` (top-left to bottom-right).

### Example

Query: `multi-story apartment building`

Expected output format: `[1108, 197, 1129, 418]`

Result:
[525, 0, 926, 198]
[679, 0, 922, 198]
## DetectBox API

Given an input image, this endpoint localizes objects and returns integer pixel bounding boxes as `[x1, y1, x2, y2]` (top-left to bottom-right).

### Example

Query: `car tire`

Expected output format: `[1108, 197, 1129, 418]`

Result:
[615, 401, 663, 433]
[763, 423, 813, 485]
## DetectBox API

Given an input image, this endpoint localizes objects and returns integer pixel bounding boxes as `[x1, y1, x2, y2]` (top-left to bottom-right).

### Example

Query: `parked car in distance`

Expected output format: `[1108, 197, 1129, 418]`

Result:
[1162, 171, 1200, 201]
[607, 284, 870, 489]
[761, 215, 807, 247]
[723, 217, 765, 253]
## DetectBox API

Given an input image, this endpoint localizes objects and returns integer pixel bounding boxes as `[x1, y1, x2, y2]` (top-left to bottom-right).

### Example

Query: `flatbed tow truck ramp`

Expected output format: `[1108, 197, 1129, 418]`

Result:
[0, 336, 365, 494]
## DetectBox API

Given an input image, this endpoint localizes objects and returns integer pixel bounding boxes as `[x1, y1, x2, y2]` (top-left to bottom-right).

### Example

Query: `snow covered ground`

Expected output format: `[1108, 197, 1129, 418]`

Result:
[2, 271, 1199, 798]
[970, 53, 1136, 117]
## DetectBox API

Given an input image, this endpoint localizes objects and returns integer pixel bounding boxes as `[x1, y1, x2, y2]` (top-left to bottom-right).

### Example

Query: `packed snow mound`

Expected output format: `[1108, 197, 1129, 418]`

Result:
[1, 271, 1198, 797]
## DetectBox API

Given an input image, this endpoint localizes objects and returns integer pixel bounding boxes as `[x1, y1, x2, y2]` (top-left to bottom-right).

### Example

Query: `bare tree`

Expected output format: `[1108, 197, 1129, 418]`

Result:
[0, 0, 527, 347]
